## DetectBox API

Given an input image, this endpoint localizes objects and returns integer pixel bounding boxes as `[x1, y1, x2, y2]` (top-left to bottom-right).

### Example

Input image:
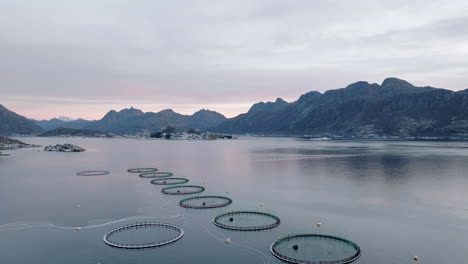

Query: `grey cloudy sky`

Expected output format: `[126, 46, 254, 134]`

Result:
[1, 0, 468, 119]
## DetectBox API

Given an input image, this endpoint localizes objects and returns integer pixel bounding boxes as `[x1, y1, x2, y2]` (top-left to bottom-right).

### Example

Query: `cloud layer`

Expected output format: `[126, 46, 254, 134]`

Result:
[1, 0, 468, 119]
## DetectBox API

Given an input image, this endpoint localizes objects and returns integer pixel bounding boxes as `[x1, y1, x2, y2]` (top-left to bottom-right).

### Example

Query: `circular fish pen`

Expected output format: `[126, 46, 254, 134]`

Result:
[213, 211, 280, 231]
[161, 185, 205, 195]
[150, 178, 189, 185]
[179, 195, 232, 209]
[76, 170, 109, 176]
[103, 222, 184, 249]
[270, 234, 361, 264]
[139, 172, 173, 178]
[127, 168, 158, 173]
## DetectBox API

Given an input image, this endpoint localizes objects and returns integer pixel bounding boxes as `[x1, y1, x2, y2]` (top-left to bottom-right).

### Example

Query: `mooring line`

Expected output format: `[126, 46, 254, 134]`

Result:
[0, 214, 183, 232]
[198, 223, 271, 264]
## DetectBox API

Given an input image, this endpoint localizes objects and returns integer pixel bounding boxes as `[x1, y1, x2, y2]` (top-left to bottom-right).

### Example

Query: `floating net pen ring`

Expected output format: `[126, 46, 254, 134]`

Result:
[161, 185, 205, 195]
[127, 168, 158, 173]
[150, 178, 189, 185]
[103, 222, 184, 249]
[179, 195, 232, 209]
[213, 211, 281, 231]
[139, 172, 173, 178]
[270, 233, 361, 264]
[76, 170, 109, 176]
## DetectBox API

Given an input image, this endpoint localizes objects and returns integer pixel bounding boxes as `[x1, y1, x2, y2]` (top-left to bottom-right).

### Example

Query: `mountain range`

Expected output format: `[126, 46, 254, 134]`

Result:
[2, 77, 468, 138]
[0, 106, 227, 135]
[215, 78, 468, 138]
[33, 118, 94, 131]
[83, 108, 227, 133]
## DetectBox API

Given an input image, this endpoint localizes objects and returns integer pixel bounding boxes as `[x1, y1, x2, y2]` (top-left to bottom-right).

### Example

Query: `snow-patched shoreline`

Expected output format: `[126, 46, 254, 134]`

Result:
[0, 136, 41, 150]
[44, 144, 86, 152]
[150, 132, 234, 140]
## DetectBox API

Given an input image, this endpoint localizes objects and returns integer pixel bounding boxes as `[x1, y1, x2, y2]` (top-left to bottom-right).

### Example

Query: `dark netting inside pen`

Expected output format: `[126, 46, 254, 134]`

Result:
[161, 185, 205, 195]
[179, 195, 232, 209]
[270, 234, 361, 264]
[150, 178, 188, 185]
[213, 211, 280, 231]
[139, 172, 173, 178]
[127, 168, 158, 173]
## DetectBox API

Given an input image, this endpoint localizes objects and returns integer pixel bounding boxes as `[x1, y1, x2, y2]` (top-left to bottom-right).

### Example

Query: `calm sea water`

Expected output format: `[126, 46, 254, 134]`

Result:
[1, 137, 468, 264]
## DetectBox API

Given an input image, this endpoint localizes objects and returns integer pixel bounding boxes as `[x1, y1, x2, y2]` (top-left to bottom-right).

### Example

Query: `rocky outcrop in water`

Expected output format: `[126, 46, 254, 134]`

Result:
[0, 136, 40, 150]
[150, 127, 233, 140]
[44, 144, 86, 152]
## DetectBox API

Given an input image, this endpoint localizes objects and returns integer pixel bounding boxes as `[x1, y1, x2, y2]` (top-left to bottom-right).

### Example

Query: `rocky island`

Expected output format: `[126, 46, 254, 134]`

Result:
[44, 144, 86, 152]
[0, 136, 40, 150]
[39, 127, 111, 138]
[150, 127, 233, 140]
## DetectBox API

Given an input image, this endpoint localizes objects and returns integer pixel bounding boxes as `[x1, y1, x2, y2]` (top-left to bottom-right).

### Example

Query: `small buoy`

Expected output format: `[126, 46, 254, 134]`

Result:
[260, 203, 263, 207]
[76, 205, 80, 208]
[75, 227, 81, 231]
[293, 245, 299, 250]
[202, 202, 206, 206]
[316, 222, 322, 227]
[226, 238, 231, 244]
[413, 256, 419, 261]
[229, 217, 234, 222]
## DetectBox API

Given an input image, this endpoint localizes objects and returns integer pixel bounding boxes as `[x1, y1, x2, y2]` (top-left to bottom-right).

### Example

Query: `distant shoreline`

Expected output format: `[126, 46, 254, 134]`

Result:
[10, 134, 468, 142]
[239, 134, 468, 142]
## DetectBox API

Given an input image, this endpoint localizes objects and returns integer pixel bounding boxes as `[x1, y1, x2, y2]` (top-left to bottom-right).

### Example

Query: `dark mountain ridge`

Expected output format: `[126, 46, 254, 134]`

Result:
[0, 105, 44, 135]
[84, 107, 227, 133]
[215, 78, 468, 138]
[33, 118, 95, 130]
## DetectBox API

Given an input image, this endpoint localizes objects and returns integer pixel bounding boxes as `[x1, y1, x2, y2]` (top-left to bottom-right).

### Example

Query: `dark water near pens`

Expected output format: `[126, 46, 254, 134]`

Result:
[1, 137, 468, 264]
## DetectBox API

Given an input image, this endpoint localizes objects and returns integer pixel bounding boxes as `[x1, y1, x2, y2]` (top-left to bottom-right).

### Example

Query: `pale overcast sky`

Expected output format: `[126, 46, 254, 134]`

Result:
[1, 0, 468, 119]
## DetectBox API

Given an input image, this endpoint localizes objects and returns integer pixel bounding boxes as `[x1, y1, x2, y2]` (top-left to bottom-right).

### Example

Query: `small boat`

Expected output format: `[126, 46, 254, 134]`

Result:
[0, 151, 11, 156]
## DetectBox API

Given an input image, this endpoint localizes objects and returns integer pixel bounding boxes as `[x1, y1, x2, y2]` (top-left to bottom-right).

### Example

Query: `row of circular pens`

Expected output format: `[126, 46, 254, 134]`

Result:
[78, 168, 361, 264]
